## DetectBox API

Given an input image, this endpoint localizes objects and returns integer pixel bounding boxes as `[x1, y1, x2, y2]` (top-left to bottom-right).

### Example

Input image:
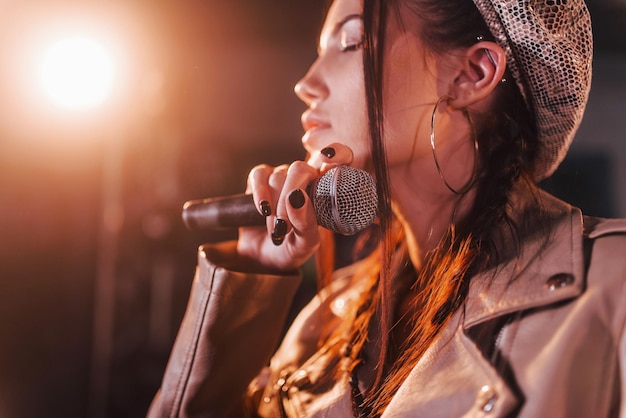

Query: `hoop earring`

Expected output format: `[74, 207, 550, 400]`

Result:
[430, 96, 479, 195]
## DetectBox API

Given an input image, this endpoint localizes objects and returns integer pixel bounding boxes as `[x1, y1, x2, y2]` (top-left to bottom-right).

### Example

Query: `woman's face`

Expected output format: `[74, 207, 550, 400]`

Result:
[295, 0, 369, 170]
[296, 0, 448, 174]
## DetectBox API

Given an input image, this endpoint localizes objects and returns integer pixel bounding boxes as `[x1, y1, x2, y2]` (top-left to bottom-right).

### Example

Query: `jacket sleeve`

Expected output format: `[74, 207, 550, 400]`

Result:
[586, 218, 626, 417]
[612, 234, 626, 418]
[147, 242, 302, 418]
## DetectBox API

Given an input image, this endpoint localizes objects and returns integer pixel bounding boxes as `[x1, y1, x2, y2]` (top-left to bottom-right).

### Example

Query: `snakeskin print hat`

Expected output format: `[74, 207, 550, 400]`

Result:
[471, 0, 593, 180]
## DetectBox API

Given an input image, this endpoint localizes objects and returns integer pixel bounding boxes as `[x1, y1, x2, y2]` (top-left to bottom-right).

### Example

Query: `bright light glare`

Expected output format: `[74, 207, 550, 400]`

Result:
[41, 37, 115, 110]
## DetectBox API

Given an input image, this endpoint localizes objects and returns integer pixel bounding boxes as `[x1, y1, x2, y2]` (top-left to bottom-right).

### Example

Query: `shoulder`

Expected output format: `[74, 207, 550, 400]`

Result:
[585, 216, 626, 240]
[583, 216, 626, 265]
[581, 216, 626, 282]
[583, 216, 626, 327]
[584, 216, 626, 263]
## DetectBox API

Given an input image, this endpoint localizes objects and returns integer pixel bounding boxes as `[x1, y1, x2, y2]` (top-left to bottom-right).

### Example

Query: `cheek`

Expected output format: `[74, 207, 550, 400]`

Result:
[343, 110, 370, 170]
[382, 37, 439, 162]
[382, 77, 422, 162]
[386, 34, 418, 97]
[384, 110, 431, 163]
[335, 67, 370, 158]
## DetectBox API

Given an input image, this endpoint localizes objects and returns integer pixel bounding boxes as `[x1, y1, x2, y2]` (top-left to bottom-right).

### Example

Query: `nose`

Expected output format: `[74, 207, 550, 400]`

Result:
[294, 59, 328, 106]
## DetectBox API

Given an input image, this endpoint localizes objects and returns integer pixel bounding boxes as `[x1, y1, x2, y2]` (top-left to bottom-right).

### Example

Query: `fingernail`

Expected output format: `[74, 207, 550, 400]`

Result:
[271, 219, 287, 246]
[288, 189, 305, 209]
[259, 200, 271, 217]
[321, 147, 336, 159]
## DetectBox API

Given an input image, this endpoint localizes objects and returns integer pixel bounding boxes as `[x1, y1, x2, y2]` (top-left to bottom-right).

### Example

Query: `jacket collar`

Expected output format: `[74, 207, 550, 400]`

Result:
[463, 191, 586, 328]
[383, 192, 587, 417]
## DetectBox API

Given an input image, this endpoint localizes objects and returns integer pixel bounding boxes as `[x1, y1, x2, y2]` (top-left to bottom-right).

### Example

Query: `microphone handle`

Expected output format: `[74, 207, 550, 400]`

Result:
[182, 194, 265, 230]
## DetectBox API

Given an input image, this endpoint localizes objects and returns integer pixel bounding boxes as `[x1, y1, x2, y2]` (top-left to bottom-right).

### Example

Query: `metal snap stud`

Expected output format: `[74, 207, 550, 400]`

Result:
[291, 369, 310, 388]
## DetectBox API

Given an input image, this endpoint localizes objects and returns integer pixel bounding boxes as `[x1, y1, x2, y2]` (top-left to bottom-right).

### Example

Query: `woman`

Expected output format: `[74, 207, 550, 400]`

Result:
[149, 0, 626, 416]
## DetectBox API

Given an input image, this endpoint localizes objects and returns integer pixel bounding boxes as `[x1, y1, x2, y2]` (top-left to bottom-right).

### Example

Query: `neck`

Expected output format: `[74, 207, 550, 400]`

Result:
[387, 149, 477, 271]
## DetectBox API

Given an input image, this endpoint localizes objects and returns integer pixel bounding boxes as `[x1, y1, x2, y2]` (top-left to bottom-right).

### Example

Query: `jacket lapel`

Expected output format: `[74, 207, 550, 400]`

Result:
[383, 310, 519, 417]
[464, 194, 586, 328]
[384, 193, 587, 417]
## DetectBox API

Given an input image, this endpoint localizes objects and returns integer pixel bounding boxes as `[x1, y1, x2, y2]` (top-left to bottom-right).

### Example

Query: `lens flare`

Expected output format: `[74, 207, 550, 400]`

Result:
[41, 37, 115, 110]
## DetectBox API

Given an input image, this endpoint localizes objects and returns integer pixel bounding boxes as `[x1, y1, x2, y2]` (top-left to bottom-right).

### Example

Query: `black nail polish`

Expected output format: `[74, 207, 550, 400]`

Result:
[259, 200, 271, 217]
[271, 219, 287, 246]
[321, 147, 336, 159]
[289, 189, 305, 209]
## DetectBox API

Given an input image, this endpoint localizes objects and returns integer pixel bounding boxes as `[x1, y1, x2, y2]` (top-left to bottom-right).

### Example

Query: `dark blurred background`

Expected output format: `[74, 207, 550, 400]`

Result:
[0, 1, 623, 417]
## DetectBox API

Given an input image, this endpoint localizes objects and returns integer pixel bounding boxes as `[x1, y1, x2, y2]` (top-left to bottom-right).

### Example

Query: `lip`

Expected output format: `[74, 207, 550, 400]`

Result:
[301, 110, 331, 145]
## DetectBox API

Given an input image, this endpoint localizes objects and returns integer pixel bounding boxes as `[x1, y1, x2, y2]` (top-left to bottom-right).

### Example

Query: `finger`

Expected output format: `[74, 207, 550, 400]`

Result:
[248, 164, 274, 217]
[248, 164, 288, 218]
[306, 142, 354, 173]
[265, 166, 289, 243]
[285, 188, 318, 250]
[272, 161, 318, 246]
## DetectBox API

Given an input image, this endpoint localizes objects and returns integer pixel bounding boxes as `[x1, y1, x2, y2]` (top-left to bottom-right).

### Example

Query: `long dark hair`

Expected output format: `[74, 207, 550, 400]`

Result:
[315, 0, 540, 415]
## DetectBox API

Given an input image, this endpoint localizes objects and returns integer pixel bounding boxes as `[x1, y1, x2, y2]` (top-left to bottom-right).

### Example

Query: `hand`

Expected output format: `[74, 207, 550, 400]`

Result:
[237, 144, 354, 272]
[236, 161, 319, 272]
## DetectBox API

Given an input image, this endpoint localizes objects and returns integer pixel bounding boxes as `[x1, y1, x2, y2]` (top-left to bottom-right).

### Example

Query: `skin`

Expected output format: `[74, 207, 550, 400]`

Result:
[237, 0, 506, 276]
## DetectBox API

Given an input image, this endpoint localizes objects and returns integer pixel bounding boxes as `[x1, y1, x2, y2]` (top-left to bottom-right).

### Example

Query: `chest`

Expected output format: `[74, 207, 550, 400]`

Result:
[257, 292, 620, 418]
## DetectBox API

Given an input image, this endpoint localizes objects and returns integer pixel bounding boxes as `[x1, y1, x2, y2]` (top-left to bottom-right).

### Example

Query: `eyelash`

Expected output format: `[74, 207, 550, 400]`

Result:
[341, 39, 364, 52]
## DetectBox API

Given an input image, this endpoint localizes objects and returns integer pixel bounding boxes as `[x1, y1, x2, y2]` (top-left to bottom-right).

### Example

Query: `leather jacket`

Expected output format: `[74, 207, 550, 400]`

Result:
[148, 193, 626, 417]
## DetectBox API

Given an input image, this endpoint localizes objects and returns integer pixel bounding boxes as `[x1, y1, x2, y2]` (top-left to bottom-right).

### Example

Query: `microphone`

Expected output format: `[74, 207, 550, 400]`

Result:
[182, 165, 378, 236]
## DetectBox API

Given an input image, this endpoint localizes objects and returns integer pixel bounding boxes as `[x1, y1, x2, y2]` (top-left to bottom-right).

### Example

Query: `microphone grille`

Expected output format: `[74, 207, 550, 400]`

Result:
[311, 166, 378, 235]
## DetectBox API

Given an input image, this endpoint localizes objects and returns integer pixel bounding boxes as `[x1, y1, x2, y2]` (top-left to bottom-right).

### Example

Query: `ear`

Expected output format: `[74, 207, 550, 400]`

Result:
[447, 41, 506, 108]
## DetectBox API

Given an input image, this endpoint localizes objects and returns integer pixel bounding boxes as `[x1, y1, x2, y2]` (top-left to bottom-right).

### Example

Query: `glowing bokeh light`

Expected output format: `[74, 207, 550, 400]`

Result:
[41, 37, 115, 110]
